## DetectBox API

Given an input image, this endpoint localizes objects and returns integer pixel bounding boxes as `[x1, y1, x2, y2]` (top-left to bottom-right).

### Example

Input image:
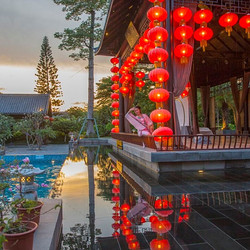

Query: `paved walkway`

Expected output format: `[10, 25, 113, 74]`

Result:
[4, 144, 69, 156]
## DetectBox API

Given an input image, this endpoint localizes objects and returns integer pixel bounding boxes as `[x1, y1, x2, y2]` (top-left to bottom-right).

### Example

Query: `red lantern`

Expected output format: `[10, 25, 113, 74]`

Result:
[123, 73, 133, 81]
[149, 215, 158, 223]
[112, 223, 120, 230]
[126, 234, 137, 243]
[112, 119, 119, 126]
[149, 68, 169, 83]
[150, 109, 171, 123]
[112, 206, 120, 212]
[148, 0, 164, 2]
[147, 7, 167, 22]
[152, 127, 173, 142]
[123, 218, 132, 227]
[111, 127, 119, 133]
[120, 86, 129, 96]
[141, 217, 146, 224]
[239, 14, 250, 38]
[136, 80, 145, 89]
[134, 44, 144, 53]
[111, 84, 119, 91]
[173, 7, 192, 24]
[131, 51, 143, 60]
[144, 41, 155, 54]
[151, 219, 171, 234]
[194, 27, 213, 51]
[112, 178, 120, 185]
[111, 75, 119, 82]
[181, 89, 189, 98]
[112, 170, 120, 177]
[112, 188, 120, 194]
[219, 12, 238, 36]
[127, 56, 138, 64]
[112, 215, 120, 221]
[112, 231, 120, 237]
[111, 102, 119, 109]
[149, 21, 155, 29]
[174, 43, 193, 64]
[148, 48, 168, 64]
[149, 88, 169, 102]
[194, 9, 213, 26]
[148, 26, 168, 42]
[136, 71, 145, 79]
[150, 239, 170, 250]
[112, 196, 120, 202]
[174, 25, 193, 42]
[110, 66, 119, 73]
[139, 36, 150, 46]
[122, 229, 132, 236]
[155, 210, 173, 217]
[121, 203, 130, 212]
[110, 57, 119, 65]
[111, 93, 119, 100]
[128, 241, 139, 250]
[112, 110, 119, 117]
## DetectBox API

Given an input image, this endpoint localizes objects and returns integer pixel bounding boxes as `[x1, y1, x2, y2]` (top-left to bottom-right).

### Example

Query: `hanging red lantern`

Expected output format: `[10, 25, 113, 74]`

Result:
[173, 7, 192, 24]
[131, 51, 143, 60]
[112, 170, 120, 177]
[112, 215, 120, 221]
[151, 219, 171, 234]
[112, 206, 120, 212]
[149, 21, 155, 29]
[149, 68, 169, 83]
[149, 88, 169, 102]
[134, 44, 144, 53]
[219, 12, 238, 36]
[194, 27, 213, 51]
[111, 93, 119, 100]
[181, 89, 189, 98]
[122, 229, 132, 236]
[112, 178, 120, 185]
[148, 26, 168, 43]
[174, 43, 193, 64]
[110, 57, 119, 65]
[112, 231, 120, 237]
[150, 109, 171, 123]
[144, 41, 155, 54]
[120, 86, 129, 96]
[111, 102, 119, 109]
[112, 196, 120, 202]
[123, 218, 132, 227]
[141, 217, 146, 224]
[147, 7, 168, 22]
[111, 75, 119, 82]
[239, 14, 250, 38]
[154, 199, 169, 209]
[135, 71, 145, 79]
[194, 9, 213, 26]
[112, 110, 119, 117]
[149, 215, 158, 223]
[126, 234, 137, 243]
[174, 25, 193, 42]
[150, 239, 170, 250]
[139, 36, 150, 47]
[152, 127, 173, 142]
[155, 210, 173, 217]
[123, 73, 133, 81]
[127, 56, 138, 64]
[136, 80, 145, 90]
[148, 0, 164, 3]
[121, 203, 130, 212]
[110, 66, 119, 73]
[111, 127, 119, 133]
[112, 188, 120, 194]
[111, 84, 119, 91]
[148, 48, 168, 67]
[128, 241, 139, 250]
[112, 223, 120, 230]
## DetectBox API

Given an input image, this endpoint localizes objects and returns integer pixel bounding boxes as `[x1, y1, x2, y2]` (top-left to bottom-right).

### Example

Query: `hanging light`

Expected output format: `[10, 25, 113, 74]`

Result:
[128, 241, 140, 250]
[122, 229, 132, 236]
[149, 215, 158, 222]
[112, 196, 120, 202]
[174, 43, 193, 64]
[112, 119, 119, 126]
[119, 86, 129, 96]
[111, 84, 119, 91]
[149, 68, 169, 83]
[173, 6, 192, 25]
[112, 170, 120, 177]
[181, 89, 189, 98]
[151, 219, 172, 234]
[110, 57, 119, 65]
[111, 127, 119, 133]
[131, 51, 143, 60]
[194, 27, 213, 52]
[150, 239, 170, 250]
[112, 188, 120, 194]
[149, 88, 169, 102]
[135, 80, 145, 90]
[152, 127, 173, 142]
[148, 26, 168, 43]
[111, 75, 119, 82]
[174, 25, 193, 43]
[144, 41, 155, 54]
[147, 6, 168, 22]
[148, 48, 168, 66]
[239, 14, 250, 38]
[112, 110, 119, 117]
[112, 231, 120, 237]
[150, 109, 171, 123]
[219, 12, 238, 36]
[139, 36, 150, 46]
[141, 217, 146, 223]
[126, 234, 137, 243]
[194, 9, 213, 26]
[111, 102, 119, 109]
[112, 178, 120, 185]
[110, 66, 119, 73]
[121, 203, 130, 212]
[135, 71, 145, 78]
[123, 73, 133, 81]
[134, 44, 144, 53]
[111, 93, 119, 100]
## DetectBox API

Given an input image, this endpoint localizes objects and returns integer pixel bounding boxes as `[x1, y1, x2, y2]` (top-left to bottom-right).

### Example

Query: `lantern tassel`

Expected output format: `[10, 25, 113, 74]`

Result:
[246, 27, 250, 39]
[200, 39, 207, 52]
[225, 26, 232, 36]
[181, 56, 188, 64]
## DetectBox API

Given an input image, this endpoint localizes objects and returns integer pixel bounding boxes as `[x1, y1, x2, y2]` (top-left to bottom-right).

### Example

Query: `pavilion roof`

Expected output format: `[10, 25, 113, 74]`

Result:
[97, 0, 250, 87]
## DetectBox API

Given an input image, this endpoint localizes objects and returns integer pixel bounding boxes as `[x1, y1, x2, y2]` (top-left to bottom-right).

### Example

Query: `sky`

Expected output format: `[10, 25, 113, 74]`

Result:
[0, 0, 111, 110]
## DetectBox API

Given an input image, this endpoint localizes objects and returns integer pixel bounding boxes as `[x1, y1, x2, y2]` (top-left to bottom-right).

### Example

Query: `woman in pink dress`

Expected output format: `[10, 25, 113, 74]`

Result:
[125, 106, 154, 136]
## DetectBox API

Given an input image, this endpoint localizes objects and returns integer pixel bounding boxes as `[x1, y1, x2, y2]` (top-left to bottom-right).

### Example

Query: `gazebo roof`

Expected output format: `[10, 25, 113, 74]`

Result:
[97, 0, 250, 87]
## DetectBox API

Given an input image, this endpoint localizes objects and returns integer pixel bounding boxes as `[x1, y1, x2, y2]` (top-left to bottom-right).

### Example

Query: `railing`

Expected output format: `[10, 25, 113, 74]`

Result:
[111, 133, 250, 151]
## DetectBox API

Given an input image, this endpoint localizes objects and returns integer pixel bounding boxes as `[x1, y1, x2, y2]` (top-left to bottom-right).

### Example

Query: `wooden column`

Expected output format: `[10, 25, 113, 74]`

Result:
[209, 96, 216, 132]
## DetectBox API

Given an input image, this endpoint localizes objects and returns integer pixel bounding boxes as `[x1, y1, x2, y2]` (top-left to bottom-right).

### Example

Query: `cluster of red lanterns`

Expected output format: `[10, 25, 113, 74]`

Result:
[110, 57, 120, 133]
[111, 168, 120, 237]
[135, 71, 145, 90]
[147, 0, 173, 143]
[178, 194, 191, 223]
[173, 7, 194, 64]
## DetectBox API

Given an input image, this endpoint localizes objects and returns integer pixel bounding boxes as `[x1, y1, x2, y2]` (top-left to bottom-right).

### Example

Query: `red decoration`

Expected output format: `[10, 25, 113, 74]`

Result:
[155, 210, 173, 217]
[148, 26, 168, 42]
[174, 25, 193, 42]
[112, 110, 119, 117]
[121, 203, 130, 212]
[126, 234, 137, 243]
[111, 75, 119, 82]
[119, 86, 129, 95]
[147, 7, 167, 22]
[122, 229, 132, 236]
[111, 84, 119, 91]
[124, 73, 133, 81]
[194, 27, 213, 51]
[141, 217, 146, 223]
[110, 57, 119, 65]
[149, 215, 158, 223]
[155, 199, 169, 209]
[136, 71, 145, 79]
[112, 215, 120, 221]
[128, 241, 139, 250]
[144, 41, 155, 54]
[139, 36, 150, 46]
[150, 239, 170, 250]
[173, 7, 192, 24]
[239, 14, 250, 38]
[110, 66, 119, 73]
[112, 196, 120, 202]
[149, 88, 169, 102]
[219, 12, 238, 36]
[150, 109, 171, 123]
[152, 127, 173, 142]
[148, 48, 168, 65]
[111, 127, 119, 133]
[149, 68, 169, 83]
[123, 219, 132, 227]
[194, 9, 213, 25]
[134, 44, 144, 53]
[136, 80, 145, 89]
[112, 188, 120, 194]
[112, 231, 120, 237]
[148, 0, 164, 2]
[131, 51, 143, 60]
[112, 178, 120, 185]
[112, 206, 120, 212]
[111, 102, 119, 109]
[111, 93, 119, 100]
[151, 219, 171, 234]
[181, 89, 189, 98]
[174, 43, 193, 64]
[112, 170, 120, 177]
[112, 223, 120, 230]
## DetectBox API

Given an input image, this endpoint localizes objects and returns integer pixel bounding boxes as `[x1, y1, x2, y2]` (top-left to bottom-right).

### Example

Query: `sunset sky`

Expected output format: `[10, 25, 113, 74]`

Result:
[0, 0, 111, 110]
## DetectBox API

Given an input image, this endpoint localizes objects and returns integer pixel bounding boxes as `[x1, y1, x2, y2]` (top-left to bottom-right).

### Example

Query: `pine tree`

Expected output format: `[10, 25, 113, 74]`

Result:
[34, 36, 64, 111]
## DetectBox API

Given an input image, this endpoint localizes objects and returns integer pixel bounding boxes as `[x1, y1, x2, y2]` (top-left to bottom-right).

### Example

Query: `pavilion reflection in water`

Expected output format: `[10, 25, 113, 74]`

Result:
[97, 152, 250, 250]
